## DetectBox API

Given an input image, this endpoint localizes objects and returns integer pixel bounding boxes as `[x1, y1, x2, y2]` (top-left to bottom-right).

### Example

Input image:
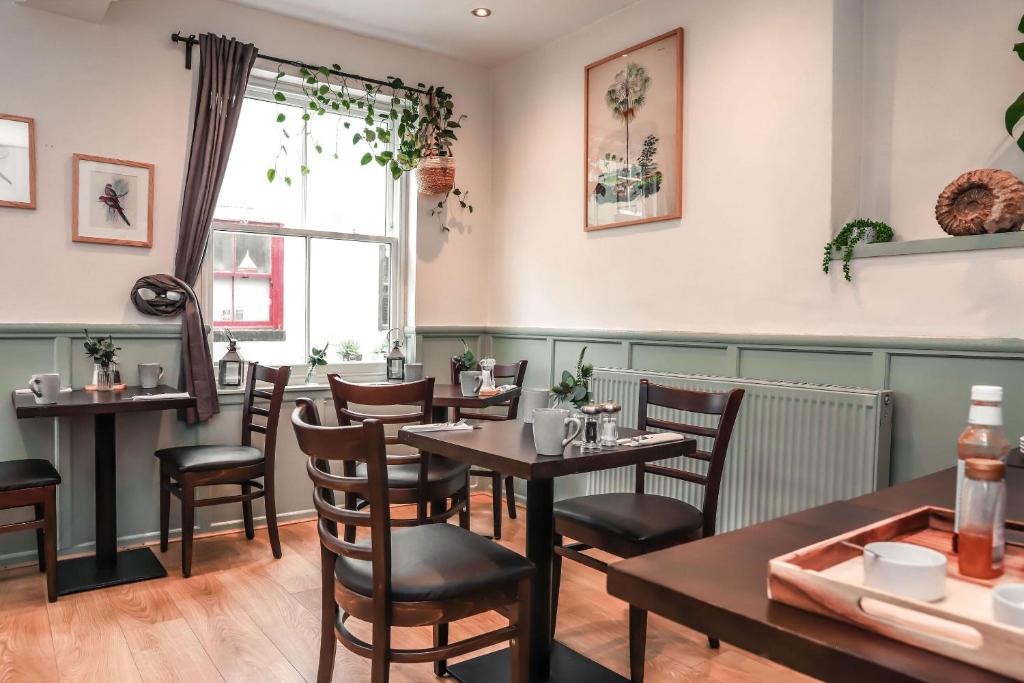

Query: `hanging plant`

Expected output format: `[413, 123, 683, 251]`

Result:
[265, 64, 473, 228]
[822, 219, 894, 282]
[1005, 14, 1024, 151]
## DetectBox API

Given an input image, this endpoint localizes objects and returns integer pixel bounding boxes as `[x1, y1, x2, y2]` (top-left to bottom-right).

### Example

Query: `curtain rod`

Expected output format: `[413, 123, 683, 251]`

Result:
[170, 32, 428, 95]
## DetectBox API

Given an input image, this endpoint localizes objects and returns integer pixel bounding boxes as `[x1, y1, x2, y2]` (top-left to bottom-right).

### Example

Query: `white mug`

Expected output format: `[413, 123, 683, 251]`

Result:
[519, 388, 551, 424]
[405, 363, 424, 381]
[29, 373, 60, 405]
[138, 363, 164, 389]
[460, 370, 483, 397]
[532, 408, 582, 456]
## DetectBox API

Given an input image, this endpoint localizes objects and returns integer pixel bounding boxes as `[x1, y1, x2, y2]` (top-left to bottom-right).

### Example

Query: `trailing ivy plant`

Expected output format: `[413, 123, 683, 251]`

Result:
[1005, 14, 1024, 151]
[822, 218, 894, 282]
[265, 64, 473, 227]
[431, 188, 473, 232]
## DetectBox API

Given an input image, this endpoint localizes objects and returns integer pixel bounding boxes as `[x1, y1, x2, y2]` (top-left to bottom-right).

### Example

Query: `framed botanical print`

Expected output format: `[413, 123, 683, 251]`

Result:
[72, 153, 154, 248]
[585, 28, 683, 231]
[0, 114, 37, 209]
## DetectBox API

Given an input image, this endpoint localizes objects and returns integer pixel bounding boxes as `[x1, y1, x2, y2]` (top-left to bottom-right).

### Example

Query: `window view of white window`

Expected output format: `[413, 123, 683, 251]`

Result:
[207, 80, 404, 369]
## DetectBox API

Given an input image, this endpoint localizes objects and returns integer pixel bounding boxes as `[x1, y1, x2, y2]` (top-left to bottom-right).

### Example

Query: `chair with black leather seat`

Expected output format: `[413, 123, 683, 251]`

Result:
[551, 379, 744, 683]
[0, 459, 60, 602]
[329, 375, 470, 535]
[156, 362, 290, 577]
[449, 358, 528, 539]
[292, 399, 533, 683]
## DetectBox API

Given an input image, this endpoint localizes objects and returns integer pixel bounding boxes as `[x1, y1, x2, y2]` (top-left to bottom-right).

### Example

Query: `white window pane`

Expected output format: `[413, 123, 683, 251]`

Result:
[215, 98, 302, 227]
[305, 113, 389, 235]
[309, 239, 391, 362]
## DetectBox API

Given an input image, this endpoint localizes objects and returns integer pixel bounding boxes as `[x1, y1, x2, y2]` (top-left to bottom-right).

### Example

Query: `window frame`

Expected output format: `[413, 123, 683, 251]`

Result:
[212, 232, 285, 330]
[201, 71, 409, 373]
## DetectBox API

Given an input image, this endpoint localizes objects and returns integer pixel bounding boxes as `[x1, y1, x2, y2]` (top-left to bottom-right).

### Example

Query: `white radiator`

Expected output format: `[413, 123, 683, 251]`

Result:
[588, 369, 893, 532]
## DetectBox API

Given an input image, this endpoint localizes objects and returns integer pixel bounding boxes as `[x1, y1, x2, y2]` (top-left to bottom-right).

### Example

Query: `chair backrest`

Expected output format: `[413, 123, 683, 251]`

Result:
[241, 363, 291, 476]
[449, 358, 528, 419]
[328, 375, 434, 453]
[292, 399, 392, 613]
[636, 379, 744, 537]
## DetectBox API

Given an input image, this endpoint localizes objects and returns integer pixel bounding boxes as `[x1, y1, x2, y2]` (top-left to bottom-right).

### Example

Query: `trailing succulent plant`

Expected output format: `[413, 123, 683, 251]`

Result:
[822, 219, 894, 282]
[550, 346, 594, 409]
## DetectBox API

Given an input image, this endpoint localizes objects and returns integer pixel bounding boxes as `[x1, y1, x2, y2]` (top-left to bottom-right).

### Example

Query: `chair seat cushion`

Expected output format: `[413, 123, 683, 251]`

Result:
[335, 523, 534, 602]
[155, 445, 264, 472]
[355, 456, 469, 488]
[554, 493, 703, 546]
[0, 459, 60, 492]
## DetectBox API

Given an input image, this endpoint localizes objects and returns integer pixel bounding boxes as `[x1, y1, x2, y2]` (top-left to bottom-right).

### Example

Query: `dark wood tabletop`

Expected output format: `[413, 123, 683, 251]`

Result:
[398, 418, 695, 480]
[13, 385, 195, 419]
[429, 383, 521, 409]
[607, 467, 1024, 683]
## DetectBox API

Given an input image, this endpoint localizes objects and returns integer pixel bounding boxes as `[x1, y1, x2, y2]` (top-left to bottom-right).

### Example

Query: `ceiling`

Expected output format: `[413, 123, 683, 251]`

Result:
[224, 0, 639, 67]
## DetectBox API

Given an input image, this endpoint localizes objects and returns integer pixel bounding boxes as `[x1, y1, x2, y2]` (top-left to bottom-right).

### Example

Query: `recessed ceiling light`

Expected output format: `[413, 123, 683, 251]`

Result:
[471, 7, 492, 17]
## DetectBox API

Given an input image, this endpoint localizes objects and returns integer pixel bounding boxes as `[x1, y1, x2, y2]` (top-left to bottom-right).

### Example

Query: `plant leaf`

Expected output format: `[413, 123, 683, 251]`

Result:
[266, 168, 276, 182]
[361, 152, 373, 165]
[1006, 90, 1024, 138]
[276, 113, 286, 123]
[273, 92, 286, 102]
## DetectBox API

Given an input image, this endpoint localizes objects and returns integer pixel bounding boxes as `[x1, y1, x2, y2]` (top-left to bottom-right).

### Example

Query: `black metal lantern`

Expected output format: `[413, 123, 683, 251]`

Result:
[218, 331, 244, 388]
[386, 327, 406, 382]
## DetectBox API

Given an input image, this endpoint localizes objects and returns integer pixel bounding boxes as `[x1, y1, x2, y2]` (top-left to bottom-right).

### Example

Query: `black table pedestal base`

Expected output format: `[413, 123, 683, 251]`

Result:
[56, 547, 168, 596]
[449, 642, 628, 683]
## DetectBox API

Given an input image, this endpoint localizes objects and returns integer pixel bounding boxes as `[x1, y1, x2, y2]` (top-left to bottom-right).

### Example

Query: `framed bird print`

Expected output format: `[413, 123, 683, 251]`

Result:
[72, 153, 154, 247]
[0, 113, 36, 210]
[584, 28, 683, 232]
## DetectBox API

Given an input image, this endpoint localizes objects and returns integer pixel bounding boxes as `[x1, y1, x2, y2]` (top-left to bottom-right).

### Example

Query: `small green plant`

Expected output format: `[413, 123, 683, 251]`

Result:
[822, 218, 894, 282]
[451, 338, 476, 372]
[1005, 14, 1024, 151]
[83, 329, 120, 368]
[550, 347, 594, 409]
[374, 340, 388, 356]
[430, 188, 474, 233]
[340, 338, 362, 362]
[306, 343, 329, 382]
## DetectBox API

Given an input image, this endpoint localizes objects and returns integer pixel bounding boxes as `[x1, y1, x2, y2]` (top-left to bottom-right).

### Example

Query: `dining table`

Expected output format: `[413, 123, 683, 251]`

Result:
[399, 418, 695, 682]
[13, 385, 196, 596]
[429, 383, 521, 423]
[606, 466, 1024, 683]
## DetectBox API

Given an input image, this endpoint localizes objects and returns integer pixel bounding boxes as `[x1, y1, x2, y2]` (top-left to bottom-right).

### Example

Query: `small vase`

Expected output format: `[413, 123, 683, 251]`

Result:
[94, 364, 115, 391]
[305, 366, 317, 384]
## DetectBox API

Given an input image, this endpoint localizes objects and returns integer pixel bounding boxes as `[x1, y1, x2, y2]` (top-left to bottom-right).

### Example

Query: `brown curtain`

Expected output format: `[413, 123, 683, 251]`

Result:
[173, 34, 258, 423]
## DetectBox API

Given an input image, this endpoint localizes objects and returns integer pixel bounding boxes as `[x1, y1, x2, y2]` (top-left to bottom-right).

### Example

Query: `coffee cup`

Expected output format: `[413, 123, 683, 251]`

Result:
[519, 388, 551, 424]
[460, 370, 483, 397]
[532, 408, 582, 456]
[405, 363, 424, 381]
[138, 363, 164, 389]
[28, 373, 60, 405]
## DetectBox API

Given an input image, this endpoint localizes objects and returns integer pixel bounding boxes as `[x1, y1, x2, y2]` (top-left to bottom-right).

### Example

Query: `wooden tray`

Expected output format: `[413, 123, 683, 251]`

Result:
[768, 506, 1024, 680]
[84, 384, 127, 392]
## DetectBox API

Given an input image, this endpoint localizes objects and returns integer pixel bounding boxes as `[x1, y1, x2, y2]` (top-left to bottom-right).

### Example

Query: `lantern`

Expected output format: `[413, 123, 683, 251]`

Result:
[218, 331, 244, 388]
[386, 327, 406, 382]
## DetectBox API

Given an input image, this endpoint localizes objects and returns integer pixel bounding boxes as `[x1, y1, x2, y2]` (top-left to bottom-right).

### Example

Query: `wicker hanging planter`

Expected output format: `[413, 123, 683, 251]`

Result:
[935, 169, 1024, 236]
[417, 156, 456, 196]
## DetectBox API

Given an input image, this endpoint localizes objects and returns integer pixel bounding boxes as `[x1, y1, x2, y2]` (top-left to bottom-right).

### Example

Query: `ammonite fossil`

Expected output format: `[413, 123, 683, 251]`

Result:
[935, 169, 1024, 236]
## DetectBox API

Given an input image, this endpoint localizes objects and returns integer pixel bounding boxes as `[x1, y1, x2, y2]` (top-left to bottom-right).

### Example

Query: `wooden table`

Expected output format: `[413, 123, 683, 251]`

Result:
[607, 467, 1024, 683]
[400, 419, 694, 682]
[429, 383, 521, 423]
[13, 385, 196, 596]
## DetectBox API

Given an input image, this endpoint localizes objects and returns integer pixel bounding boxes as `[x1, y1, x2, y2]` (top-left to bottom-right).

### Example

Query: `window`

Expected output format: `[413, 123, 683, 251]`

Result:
[205, 73, 405, 368]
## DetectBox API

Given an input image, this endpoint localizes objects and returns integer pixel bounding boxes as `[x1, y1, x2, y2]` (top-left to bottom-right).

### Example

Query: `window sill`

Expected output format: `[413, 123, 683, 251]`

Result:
[830, 231, 1024, 261]
[215, 362, 390, 401]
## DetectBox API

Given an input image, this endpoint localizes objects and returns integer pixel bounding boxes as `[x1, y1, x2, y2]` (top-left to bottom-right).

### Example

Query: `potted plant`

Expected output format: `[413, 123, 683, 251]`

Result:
[822, 218, 894, 282]
[83, 329, 121, 391]
[306, 343, 329, 383]
[550, 347, 594, 409]
[451, 338, 477, 378]
[340, 338, 362, 362]
[373, 340, 388, 360]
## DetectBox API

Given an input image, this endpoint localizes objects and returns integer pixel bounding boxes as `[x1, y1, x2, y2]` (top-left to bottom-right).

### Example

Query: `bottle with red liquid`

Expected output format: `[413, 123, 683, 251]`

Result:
[954, 385, 1010, 552]
[957, 458, 1005, 579]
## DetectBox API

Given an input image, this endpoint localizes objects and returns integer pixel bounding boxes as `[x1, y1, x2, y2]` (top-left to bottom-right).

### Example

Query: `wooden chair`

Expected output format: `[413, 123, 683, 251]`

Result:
[328, 375, 470, 535]
[551, 379, 744, 682]
[0, 459, 59, 602]
[156, 362, 290, 577]
[292, 399, 534, 683]
[449, 358, 528, 539]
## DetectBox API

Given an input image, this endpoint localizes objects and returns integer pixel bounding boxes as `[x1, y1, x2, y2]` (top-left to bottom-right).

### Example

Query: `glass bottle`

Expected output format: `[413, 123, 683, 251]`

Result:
[957, 457, 1005, 579]
[955, 385, 1010, 550]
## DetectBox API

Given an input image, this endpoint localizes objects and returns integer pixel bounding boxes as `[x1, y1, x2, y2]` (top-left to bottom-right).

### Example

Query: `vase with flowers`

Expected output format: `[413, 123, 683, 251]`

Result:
[83, 329, 122, 391]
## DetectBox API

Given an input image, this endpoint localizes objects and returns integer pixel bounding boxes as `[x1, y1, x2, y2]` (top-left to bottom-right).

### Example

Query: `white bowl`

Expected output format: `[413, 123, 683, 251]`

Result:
[993, 583, 1024, 628]
[863, 542, 948, 602]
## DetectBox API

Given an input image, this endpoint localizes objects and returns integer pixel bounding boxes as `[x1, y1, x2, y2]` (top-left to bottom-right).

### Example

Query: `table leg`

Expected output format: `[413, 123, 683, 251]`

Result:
[431, 405, 449, 423]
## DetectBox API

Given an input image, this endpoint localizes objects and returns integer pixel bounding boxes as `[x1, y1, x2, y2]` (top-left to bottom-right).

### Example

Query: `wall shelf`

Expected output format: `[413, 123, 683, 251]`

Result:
[834, 231, 1024, 260]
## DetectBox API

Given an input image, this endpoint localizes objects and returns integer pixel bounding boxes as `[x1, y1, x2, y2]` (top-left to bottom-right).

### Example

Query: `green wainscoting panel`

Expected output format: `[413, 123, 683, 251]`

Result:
[553, 340, 627, 381]
[418, 335, 482, 383]
[630, 343, 733, 377]
[739, 348, 875, 387]
[492, 336, 551, 389]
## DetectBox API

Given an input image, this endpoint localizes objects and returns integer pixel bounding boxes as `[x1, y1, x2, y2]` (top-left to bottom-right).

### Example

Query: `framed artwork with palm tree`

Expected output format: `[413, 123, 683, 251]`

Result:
[584, 28, 683, 231]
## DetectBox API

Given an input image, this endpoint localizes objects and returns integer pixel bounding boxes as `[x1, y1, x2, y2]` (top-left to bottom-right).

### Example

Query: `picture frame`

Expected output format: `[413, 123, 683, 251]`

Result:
[72, 153, 154, 248]
[584, 28, 684, 232]
[0, 113, 37, 210]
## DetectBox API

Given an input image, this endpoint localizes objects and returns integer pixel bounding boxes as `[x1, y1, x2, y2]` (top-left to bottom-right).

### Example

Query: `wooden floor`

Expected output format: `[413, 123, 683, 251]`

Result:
[0, 493, 815, 682]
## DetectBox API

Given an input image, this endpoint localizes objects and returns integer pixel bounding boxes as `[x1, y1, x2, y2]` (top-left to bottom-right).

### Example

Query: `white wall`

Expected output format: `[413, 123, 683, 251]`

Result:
[487, 0, 1024, 339]
[0, 0, 492, 327]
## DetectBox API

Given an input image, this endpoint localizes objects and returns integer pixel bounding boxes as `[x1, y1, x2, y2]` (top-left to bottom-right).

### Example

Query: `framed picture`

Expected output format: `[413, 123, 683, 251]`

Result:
[0, 114, 37, 209]
[585, 28, 683, 232]
[72, 153, 154, 248]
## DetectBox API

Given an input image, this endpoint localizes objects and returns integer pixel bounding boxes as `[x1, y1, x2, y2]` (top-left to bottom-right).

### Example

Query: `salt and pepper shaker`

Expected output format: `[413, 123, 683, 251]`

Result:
[599, 402, 621, 447]
[580, 403, 602, 450]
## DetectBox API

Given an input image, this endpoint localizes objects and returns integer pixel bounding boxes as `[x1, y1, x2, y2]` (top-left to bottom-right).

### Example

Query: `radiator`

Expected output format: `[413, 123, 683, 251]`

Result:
[587, 368, 893, 532]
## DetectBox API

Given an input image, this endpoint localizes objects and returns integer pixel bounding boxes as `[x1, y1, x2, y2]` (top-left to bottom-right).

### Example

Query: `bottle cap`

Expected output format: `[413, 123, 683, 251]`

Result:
[965, 457, 1005, 481]
[971, 385, 1003, 402]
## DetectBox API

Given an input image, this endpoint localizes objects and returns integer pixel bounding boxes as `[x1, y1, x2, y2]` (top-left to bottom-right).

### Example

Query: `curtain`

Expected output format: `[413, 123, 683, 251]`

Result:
[173, 33, 258, 423]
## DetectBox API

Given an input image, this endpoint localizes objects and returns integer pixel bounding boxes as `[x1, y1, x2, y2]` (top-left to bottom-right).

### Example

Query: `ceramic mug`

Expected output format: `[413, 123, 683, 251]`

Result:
[532, 408, 582, 456]
[28, 373, 60, 405]
[138, 363, 164, 389]
[405, 363, 424, 381]
[519, 388, 551, 424]
[460, 370, 483, 397]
